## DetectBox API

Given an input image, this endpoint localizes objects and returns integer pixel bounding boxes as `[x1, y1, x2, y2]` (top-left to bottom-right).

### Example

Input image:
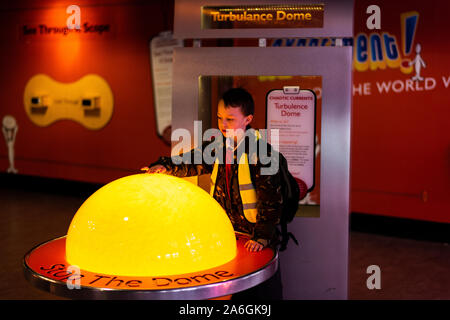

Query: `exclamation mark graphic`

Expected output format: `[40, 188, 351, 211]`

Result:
[400, 11, 419, 74]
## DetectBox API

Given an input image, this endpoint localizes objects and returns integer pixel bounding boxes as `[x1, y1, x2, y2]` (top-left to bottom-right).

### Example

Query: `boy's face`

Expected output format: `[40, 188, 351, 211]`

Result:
[217, 99, 253, 139]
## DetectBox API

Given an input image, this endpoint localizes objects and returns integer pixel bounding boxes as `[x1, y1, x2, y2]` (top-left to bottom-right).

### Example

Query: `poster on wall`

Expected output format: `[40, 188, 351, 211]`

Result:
[266, 86, 316, 192]
[150, 31, 183, 145]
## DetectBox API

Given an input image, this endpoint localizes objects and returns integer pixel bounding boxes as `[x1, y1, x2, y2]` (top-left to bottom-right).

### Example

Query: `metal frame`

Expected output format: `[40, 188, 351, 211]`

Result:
[172, 46, 352, 299]
[23, 237, 278, 300]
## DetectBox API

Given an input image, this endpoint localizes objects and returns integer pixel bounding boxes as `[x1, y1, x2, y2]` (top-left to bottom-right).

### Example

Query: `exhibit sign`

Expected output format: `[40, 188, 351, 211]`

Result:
[150, 31, 183, 144]
[20, 21, 113, 41]
[266, 87, 316, 191]
[201, 4, 324, 29]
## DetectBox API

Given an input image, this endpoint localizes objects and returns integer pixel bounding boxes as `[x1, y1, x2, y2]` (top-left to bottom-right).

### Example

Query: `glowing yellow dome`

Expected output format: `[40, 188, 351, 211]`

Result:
[66, 174, 237, 277]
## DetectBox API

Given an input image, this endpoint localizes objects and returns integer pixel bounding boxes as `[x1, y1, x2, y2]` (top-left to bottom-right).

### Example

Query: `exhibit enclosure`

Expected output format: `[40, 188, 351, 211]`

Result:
[173, 0, 353, 299]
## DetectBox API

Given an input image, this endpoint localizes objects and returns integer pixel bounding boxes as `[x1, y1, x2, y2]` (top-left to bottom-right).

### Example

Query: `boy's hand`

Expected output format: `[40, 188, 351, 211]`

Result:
[140, 165, 167, 174]
[244, 239, 268, 252]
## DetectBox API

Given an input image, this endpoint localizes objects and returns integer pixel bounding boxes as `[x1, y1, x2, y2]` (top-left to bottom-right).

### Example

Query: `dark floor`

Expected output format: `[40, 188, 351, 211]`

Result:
[1, 174, 449, 300]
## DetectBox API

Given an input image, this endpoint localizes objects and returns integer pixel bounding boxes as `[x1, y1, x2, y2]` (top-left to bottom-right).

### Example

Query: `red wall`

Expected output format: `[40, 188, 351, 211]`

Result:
[0, 0, 172, 183]
[0, 0, 448, 223]
[351, 0, 450, 223]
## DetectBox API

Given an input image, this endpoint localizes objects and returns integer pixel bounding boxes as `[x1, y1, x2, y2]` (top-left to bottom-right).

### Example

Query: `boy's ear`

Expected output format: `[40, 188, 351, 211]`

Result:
[245, 114, 253, 125]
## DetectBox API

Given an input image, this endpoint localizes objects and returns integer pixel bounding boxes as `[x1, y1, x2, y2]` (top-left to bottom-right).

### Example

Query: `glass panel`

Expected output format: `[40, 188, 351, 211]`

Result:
[199, 75, 322, 217]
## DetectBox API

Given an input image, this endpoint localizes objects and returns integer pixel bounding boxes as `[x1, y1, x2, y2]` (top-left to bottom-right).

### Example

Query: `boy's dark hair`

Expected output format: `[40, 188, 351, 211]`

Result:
[222, 87, 254, 116]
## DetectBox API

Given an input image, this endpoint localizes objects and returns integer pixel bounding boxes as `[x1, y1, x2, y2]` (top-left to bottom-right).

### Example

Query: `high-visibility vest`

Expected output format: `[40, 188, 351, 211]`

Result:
[210, 131, 260, 223]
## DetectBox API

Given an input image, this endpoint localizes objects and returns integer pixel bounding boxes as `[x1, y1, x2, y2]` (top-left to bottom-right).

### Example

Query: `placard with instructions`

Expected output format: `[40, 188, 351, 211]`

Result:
[266, 86, 316, 191]
[150, 31, 183, 140]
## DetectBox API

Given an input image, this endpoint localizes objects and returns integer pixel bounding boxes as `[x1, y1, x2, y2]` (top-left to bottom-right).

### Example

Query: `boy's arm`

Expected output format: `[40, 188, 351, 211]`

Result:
[147, 140, 214, 177]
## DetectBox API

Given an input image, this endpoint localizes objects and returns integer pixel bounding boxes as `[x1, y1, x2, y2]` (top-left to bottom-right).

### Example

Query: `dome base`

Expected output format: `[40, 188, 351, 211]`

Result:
[23, 233, 278, 300]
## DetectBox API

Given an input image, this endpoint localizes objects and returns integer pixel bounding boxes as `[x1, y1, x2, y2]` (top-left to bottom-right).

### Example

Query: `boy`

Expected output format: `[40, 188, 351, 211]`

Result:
[143, 87, 283, 251]
[142, 88, 284, 299]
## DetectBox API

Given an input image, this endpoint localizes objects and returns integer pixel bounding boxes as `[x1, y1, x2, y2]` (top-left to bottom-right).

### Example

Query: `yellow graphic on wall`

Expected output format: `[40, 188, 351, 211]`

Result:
[353, 11, 419, 74]
[24, 74, 114, 130]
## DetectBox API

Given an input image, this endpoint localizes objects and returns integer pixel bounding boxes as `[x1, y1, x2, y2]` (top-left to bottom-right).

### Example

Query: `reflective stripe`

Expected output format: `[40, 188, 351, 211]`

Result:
[239, 183, 254, 191]
[242, 203, 257, 210]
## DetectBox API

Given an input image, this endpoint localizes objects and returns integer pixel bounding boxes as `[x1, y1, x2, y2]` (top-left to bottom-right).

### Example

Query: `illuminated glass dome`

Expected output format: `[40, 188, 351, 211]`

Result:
[66, 174, 237, 277]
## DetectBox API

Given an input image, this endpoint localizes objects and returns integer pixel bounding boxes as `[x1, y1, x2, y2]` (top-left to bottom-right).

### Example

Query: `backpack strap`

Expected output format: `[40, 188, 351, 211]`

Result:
[279, 221, 299, 251]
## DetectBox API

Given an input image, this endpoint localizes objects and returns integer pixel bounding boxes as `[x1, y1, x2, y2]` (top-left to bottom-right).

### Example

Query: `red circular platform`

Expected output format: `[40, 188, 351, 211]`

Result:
[23, 233, 278, 299]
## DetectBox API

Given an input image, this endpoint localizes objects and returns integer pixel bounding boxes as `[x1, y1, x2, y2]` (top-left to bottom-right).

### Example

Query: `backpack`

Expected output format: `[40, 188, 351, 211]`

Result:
[277, 152, 308, 251]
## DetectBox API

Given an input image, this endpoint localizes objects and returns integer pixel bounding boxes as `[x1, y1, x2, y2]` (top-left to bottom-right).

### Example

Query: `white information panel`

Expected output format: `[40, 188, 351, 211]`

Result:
[267, 86, 316, 190]
[150, 31, 183, 138]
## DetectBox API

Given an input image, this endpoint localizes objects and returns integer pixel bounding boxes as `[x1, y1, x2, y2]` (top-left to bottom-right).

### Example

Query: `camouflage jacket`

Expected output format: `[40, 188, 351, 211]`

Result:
[149, 133, 283, 245]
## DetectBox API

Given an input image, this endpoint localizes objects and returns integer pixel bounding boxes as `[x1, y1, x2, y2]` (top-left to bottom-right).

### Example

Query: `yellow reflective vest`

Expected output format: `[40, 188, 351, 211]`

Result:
[209, 131, 260, 223]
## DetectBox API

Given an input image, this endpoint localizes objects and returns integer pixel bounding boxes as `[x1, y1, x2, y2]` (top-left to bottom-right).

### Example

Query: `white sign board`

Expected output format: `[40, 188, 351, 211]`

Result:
[267, 87, 316, 190]
[150, 31, 183, 137]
